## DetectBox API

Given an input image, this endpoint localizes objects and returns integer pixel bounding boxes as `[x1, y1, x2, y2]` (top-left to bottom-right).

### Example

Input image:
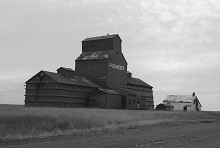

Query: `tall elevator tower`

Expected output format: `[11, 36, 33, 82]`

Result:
[75, 34, 127, 88]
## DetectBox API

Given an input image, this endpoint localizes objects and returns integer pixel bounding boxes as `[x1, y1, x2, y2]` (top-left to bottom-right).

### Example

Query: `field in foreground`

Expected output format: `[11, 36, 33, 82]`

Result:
[0, 104, 219, 140]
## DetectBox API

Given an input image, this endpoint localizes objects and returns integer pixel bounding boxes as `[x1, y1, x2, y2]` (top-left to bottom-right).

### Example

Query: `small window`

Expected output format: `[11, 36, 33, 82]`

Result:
[128, 99, 131, 105]
[133, 100, 136, 104]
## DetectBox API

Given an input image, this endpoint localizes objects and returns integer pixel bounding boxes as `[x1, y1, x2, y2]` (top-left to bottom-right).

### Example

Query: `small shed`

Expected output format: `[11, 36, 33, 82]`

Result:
[155, 103, 174, 111]
[163, 92, 202, 111]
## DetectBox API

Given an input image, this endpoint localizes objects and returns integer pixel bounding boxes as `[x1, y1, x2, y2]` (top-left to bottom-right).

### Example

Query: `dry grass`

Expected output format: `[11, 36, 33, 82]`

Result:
[0, 104, 219, 140]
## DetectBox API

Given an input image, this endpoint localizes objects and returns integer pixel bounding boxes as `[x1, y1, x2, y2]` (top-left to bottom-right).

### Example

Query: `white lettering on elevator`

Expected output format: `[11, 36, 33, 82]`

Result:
[109, 63, 125, 70]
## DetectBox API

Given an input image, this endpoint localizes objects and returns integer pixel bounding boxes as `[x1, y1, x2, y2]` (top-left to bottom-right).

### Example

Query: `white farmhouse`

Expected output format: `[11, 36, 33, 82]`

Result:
[163, 92, 202, 111]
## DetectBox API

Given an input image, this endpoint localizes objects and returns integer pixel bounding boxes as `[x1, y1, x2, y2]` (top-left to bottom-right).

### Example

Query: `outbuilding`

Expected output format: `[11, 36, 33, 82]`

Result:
[155, 103, 174, 111]
[163, 92, 202, 111]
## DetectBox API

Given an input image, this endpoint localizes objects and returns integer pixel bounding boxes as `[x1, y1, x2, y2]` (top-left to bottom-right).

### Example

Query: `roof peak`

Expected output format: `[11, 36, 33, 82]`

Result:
[82, 34, 120, 42]
[57, 67, 74, 72]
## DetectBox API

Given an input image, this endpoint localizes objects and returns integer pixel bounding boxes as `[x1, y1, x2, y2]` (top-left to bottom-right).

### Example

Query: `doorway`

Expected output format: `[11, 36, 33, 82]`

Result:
[121, 96, 127, 109]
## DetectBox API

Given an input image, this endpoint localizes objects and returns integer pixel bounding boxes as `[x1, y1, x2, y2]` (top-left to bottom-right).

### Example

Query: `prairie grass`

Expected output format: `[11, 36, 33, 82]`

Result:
[0, 104, 219, 140]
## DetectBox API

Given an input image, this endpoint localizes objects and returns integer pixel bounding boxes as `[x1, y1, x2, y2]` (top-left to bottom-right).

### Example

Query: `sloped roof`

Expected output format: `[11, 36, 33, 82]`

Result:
[82, 34, 121, 42]
[163, 95, 197, 103]
[57, 67, 75, 72]
[76, 51, 113, 61]
[98, 88, 120, 95]
[45, 71, 99, 87]
[27, 70, 99, 88]
[127, 77, 153, 88]
[109, 86, 136, 96]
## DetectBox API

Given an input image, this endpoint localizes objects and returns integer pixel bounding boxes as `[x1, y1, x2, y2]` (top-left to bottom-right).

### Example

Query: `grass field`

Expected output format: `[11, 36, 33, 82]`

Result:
[0, 104, 219, 140]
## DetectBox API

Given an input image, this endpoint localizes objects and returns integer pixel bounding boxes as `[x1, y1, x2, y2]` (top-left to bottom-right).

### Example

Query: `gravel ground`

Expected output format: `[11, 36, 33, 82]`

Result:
[1, 122, 220, 148]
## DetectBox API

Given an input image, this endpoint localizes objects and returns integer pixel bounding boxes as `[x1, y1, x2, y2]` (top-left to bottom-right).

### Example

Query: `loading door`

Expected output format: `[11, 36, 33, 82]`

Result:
[121, 96, 127, 109]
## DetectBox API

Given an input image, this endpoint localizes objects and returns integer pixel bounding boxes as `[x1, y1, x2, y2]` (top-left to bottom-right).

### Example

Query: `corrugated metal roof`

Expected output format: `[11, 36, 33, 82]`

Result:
[82, 34, 120, 42]
[163, 95, 197, 103]
[76, 51, 113, 61]
[43, 71, 99, 88]
[127, 77, 153, 88]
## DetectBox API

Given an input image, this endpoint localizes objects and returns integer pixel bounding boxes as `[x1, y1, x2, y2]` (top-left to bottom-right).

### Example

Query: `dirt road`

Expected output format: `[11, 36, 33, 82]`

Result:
[1, 122, 220, 148]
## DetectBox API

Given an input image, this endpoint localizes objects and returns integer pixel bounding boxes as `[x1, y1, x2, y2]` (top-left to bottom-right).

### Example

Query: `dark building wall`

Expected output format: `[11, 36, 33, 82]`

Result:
[113, 36, 122, 53]
[75, 52, 127, 87]
[82, 38, 113, 53]
[126, 96, 139, 110]
[105, 94, 122, 109]
[82, 35, 122, 53]
[117, 84, 154, 110]
[25, 96, 85, 104]
[89, 89, 123, 109]
[57, 68, 75, 78]
[125, 85, 153, 99]
[76, 35, 126, 88]
[25, 73, 57, 103]
[89, 90, 106, 108]
[146, 98, 154, 110]
[25, 101, 86, 108]
[75, 59, 107, 87]
[25, 73, 95, 108]
[107, 52, 127, 86]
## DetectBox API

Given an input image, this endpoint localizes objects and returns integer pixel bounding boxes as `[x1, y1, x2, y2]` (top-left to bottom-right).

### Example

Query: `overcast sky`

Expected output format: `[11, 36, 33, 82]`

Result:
[0, 0, 220, 111]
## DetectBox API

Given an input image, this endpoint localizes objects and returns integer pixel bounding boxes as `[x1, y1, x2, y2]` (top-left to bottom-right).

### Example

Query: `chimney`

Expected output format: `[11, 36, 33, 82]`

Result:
[127, 71, 132, 78]
[192, 92, 195, 96]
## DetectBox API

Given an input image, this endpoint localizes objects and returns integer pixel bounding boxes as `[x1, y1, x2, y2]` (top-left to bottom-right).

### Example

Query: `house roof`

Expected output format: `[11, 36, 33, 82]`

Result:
[163, 95, 198, 103]
[76, 50, 114, 61]
[26, 70, 99, 88]
[82, 34, 121, 42]
[127, 77, 153, 88]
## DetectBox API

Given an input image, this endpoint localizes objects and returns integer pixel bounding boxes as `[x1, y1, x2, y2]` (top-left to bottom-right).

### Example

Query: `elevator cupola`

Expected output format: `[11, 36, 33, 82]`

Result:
[82, 34, 122, 53]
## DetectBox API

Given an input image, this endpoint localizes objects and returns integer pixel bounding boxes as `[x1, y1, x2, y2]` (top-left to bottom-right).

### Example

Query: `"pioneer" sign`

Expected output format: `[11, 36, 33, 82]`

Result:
[109, 63, 125, 70]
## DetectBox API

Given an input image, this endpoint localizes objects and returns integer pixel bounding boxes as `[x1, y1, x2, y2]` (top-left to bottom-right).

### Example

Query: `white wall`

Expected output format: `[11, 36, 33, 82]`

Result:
[164, 102, 201, 111]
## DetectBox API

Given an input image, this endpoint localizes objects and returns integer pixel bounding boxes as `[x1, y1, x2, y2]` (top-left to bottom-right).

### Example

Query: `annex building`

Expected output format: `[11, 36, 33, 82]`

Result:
[25, 34, 154, 110]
